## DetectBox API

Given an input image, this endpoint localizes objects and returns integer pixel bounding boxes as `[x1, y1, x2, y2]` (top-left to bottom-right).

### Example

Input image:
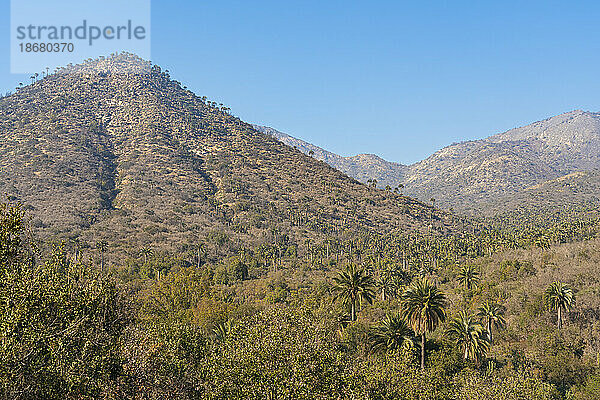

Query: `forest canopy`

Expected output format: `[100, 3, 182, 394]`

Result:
[2, 200, 600, 399]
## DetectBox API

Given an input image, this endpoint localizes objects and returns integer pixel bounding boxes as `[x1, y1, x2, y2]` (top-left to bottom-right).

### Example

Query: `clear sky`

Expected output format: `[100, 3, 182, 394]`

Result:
[1, 0, 600, 164]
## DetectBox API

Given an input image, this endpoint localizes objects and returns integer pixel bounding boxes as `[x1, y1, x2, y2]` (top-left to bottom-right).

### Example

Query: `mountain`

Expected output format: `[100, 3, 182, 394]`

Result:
[0, 54, 453, 253]
[260, 111, 600, 214]
[404, 110, 600, 211]
[254, 125, 407, 189]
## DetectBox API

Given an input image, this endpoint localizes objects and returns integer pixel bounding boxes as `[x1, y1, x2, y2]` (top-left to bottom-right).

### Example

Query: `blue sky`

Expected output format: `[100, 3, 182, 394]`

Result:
[1, 0, 600, 164]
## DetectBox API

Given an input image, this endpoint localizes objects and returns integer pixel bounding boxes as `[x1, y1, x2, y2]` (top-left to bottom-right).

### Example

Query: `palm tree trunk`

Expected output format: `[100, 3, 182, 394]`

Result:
[488, 319, 493, 343]
[558, 307, 562, 330]
[421, 333, 426, 370]
[351, 300, 356, 322]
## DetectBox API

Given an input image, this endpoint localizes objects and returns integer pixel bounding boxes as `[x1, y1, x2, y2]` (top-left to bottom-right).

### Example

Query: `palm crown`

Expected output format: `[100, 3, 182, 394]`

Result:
[477, 300, 505, 343]
[332, 264, 376, 321]
[446, 310, 490, 362]
[457, 264, 480, 290]
[544, 281, 575, 330]
[369, 312, 414, 353]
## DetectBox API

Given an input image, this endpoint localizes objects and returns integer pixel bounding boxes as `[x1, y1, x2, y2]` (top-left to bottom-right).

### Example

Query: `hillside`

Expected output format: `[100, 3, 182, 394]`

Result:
[404, 110, 600, 211]
[261, 111, 600, 214]
[254, 125, 407, 189]
[470, 170, 600, 224]
[0, 54, 453, 253]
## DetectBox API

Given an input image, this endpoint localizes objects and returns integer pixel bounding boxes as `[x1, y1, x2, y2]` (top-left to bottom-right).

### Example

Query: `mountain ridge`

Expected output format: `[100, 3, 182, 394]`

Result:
[253, 125, 407, 189]
[259, 109, 600, 214]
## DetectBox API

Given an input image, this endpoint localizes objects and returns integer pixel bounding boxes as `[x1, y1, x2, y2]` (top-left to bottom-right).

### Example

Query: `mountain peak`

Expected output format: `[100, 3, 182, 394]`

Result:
[57, 52, 152, 75]
[487, 109, 600, 145]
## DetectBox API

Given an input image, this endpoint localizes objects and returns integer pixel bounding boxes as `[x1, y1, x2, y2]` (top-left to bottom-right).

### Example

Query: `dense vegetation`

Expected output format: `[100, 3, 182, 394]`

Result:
[2, 54, 600, 399]
[3, 199, 600, 399]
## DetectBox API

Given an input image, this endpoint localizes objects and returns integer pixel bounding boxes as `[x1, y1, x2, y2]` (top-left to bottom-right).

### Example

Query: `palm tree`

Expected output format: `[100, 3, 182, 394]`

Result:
[544, 281, 575, 330]
[196, 243, 205, 269]
[213, 320, 232, 343]
[332, 265, 376, 321]
[446, 310, 490, 362]
[477, 301, 505, 343]
[140, 247, 153, 264]
[369, 312, 414, 353]
[70, 237, 82, 263]
[401, 279, 447, 369]
[429, 198, 436, 227]
[457, 264, 479, 290]
[95, 240, 108, 272]
[376, 268, 398, 301]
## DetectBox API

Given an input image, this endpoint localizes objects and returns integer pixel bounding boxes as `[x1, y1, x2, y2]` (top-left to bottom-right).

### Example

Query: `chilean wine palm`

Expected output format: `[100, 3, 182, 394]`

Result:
[401, 279, 447, 369]
[332, 265, 376, 321]
[213, 320, 232, 343]
[376, 268, 402, 301]
[544, 281, 575, 330]
[446, 310, 490, 362]
[477, 301, 505, 343]
[369, 312, 414, 353]
[457, 264, 479, 290]
[140, 247, 153, 264]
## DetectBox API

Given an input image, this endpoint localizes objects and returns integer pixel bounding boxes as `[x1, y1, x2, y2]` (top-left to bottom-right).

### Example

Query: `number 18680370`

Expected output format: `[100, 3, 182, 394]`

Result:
[19, 42, 74, 52]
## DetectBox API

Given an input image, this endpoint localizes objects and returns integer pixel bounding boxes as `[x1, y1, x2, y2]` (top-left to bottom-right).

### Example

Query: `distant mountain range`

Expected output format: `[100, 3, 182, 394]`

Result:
[257, 110, 600, 215]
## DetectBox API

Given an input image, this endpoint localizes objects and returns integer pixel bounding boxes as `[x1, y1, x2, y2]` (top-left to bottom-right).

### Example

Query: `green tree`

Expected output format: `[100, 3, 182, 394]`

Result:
[446, 310, 490, 362]
[544, 281, 575, 330]
[376, 268, 398, 301]
[401, 278, 447, 369]
[369, 312, 414, 353]
[332, 264, 376, 321]
[0, 203, 29, 267]
[201, 307, 354, 399]
[0, 204, 128, 398]
[457, 264, 480, 290]
[477, 301, 505, 343]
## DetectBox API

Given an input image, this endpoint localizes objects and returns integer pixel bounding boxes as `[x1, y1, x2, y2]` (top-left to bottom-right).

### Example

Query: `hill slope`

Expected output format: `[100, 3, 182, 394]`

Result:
[254, 125, 407, 189]
[0, 54, 452, 253]
[470, 170, 600, 224]
[404, 110, 600, 211]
